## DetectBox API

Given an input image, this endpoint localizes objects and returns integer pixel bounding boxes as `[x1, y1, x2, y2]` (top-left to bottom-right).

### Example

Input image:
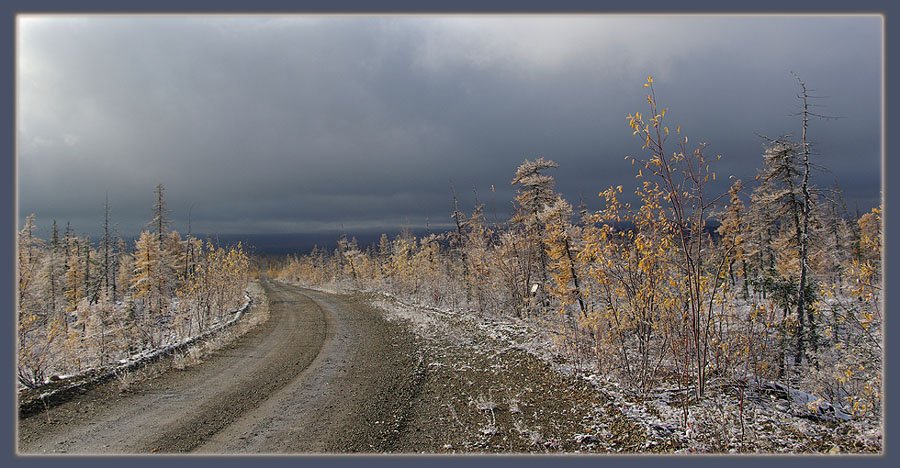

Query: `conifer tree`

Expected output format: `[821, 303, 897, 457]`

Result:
[511, 157, 559, 292]
[116, 240, 134, 305]
[132, 230, 164, 346]
[150, 184, 170, 244]
[46, 220, 62, 321]
[542, 195, 587, 320]
[717, 180, 749, 299]
[84, 235, 95, 304]
[793, 74, 817, 367]
[64, 235, 84, 313]
[18, 214, 41, 316]
[100, 195, 112, 298]
[464, 203, 492, 313]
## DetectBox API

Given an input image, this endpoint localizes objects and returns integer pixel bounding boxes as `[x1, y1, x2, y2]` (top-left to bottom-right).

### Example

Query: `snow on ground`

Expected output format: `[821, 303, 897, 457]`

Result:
[287, 279, 882, 454]
[18, 289, 256, 416]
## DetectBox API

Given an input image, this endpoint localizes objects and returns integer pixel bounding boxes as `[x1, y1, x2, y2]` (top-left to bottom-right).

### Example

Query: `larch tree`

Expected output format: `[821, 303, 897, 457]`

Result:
[17, 214, 54, 387]
[377, 234, 392, 282]
[132, 230, 164, 347]
[747, 138, 804, 377]
[410, 234, 443, 304]
[337, 235, 361, 282]
[542, 195, 587, 320]
[83, 235, 95, 304]
[389, 231, 417, 296]
[100, 195, 112, 298]
[150, 184, 170, 244]
[18, 214, 42, 318]
[463, 203, 492, 313]
[494, 228, 533, 318]
[717, 180, 750, 300]
[45, 220, 64, 323]
[144, 185, 178, 320]
[450, 191, 471, 301]
[115, 240, 134, 305]
[165, 230, 185, 289]
[511, 157, 560, 302]
[64, 234, 84, 313]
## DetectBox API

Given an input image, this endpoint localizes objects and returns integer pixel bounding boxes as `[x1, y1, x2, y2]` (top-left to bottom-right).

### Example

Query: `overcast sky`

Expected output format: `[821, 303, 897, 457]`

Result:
[17, 15, 882, 239]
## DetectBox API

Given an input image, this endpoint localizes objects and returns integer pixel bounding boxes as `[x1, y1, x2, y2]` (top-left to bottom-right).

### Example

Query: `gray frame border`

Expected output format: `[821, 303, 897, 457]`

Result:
[1, 1, 893, 467]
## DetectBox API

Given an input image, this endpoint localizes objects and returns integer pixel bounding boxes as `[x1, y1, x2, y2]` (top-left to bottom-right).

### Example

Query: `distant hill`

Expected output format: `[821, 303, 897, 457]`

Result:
[203, 229, 436, 256]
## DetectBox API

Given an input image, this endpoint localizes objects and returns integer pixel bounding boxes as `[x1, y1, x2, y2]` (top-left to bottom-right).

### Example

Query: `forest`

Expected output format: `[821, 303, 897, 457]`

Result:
[15, 76, 882, 452]
[17, 184, 252, 388]
[270, 76, 883, 426]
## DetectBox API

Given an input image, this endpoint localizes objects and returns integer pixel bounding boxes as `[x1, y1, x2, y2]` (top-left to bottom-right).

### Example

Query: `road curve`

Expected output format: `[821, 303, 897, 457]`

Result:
[18, 280, 423, 454]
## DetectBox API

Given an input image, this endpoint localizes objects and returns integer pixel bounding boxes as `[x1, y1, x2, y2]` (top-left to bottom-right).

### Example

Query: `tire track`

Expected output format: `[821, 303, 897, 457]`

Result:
[140, 283, 328, 452]
[18, 280, 329, 453]
[18, 280, 426, 454]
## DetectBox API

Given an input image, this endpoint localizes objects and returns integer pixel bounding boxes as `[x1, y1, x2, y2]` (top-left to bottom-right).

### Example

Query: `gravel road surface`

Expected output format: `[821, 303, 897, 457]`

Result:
[19, 279, 632, 454]
[18, 280, 423, 454]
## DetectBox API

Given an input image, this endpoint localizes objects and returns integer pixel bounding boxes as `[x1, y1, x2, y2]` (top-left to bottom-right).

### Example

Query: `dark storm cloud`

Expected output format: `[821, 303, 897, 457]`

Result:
[17, 15, 882, 238]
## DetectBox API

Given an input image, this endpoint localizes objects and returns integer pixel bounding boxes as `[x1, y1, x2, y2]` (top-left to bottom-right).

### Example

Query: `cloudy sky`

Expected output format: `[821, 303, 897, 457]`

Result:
[17, 15, 882, 240]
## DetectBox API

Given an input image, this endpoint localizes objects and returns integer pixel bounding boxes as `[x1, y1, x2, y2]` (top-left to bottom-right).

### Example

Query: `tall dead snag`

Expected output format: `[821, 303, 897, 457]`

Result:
[792, 73, 816, 367]
[146, 184, 174, 321]
[450, 189, 471, 302]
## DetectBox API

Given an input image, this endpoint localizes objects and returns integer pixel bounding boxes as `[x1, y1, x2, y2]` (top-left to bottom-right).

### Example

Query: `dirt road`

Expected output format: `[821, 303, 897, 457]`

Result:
[20, 280, 640, 454]
[18, 280, 425, 454]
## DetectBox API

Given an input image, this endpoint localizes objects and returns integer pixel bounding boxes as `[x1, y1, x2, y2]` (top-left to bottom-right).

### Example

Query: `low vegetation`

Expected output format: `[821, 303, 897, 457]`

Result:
[271, 77, 882, 450]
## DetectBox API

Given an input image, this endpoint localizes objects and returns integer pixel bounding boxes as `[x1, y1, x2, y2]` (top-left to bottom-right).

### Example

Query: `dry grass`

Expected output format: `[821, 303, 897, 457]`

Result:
[173, 280, 271, 371]
[172, 347, 204, 370]
[114, 281, 271, 389]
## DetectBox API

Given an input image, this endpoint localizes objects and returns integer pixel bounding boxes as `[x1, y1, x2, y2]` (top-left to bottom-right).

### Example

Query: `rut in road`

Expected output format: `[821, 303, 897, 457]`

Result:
[20, 281, 636, 454]
[17, 280, 423, 454]
[140, 282, 330, 452]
